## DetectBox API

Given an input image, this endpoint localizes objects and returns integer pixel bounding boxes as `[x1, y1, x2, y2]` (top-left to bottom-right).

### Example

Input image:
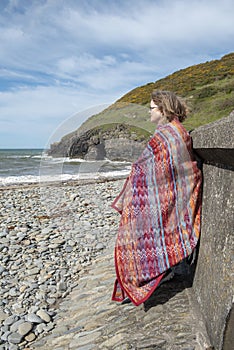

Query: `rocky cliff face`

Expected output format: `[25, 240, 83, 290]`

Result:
[48, 123, 150, 162]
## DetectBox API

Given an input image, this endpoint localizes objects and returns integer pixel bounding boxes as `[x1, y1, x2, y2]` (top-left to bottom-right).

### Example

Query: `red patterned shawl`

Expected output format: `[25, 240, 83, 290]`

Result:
[112, 119, 202, 306]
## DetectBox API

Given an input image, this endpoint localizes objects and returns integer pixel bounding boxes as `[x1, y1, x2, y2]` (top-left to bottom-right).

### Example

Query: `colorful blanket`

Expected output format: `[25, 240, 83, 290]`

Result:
[112, 119, 202, 306]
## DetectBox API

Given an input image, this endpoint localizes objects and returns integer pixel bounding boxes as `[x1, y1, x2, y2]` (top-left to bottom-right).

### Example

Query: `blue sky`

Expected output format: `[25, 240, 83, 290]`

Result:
[0, 0, 233, 148]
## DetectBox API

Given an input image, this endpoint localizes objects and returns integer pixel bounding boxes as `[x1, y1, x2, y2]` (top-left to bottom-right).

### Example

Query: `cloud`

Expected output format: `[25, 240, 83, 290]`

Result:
[0, 84, 119, 148]
[0, 0, 233, 147]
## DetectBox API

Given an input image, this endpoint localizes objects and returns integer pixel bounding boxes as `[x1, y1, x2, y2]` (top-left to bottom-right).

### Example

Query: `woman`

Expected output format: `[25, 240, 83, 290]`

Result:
[112, 90, 202, 306]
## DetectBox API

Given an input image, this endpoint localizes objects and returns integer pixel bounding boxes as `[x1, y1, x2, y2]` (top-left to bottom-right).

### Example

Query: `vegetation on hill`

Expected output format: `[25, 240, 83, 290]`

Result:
[77, 53, 234, 134]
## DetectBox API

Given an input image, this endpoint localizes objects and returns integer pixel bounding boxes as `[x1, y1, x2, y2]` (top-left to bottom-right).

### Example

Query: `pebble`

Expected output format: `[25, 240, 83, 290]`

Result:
[25, 332, 36, 342]
[7, 332, 23, 344]
[10, 319, 25, 332]
[26, 314, 43, 324]
[18, 322, 33, 336]
[36, 310, 51, 323]
[0, 311, 8, 322]
[4, 316, 19, 326]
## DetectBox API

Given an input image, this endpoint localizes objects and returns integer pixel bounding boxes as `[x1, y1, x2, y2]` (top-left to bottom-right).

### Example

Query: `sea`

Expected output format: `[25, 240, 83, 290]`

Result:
[0, 149, 131, 187]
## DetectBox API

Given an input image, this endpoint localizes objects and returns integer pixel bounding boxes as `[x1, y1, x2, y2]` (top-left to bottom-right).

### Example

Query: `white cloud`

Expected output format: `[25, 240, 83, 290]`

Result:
[57, 54, 117, 75]
[0, 84, 120, 148]
[0, 0, 233, 147]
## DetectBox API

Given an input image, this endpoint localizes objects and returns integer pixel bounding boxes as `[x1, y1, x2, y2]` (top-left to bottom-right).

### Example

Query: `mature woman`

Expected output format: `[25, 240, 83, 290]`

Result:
[112, 90, 202, 306]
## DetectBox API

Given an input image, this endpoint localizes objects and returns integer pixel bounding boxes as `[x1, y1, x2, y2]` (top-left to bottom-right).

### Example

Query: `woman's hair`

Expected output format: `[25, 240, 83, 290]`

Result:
[151, 90, 188, 122]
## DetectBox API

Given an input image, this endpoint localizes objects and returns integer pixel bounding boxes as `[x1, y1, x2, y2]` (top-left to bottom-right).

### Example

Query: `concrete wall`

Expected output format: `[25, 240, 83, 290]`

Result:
[191, 112, 234, 350]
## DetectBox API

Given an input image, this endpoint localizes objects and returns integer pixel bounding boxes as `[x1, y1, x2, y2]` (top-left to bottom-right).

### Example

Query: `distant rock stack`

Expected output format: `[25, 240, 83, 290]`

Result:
[48, 123, 150, 162]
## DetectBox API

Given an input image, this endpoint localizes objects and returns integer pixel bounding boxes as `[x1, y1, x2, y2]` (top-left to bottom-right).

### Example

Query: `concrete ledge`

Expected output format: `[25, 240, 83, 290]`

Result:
[191, 111, 234, 350]
[191, 111, 234, 149]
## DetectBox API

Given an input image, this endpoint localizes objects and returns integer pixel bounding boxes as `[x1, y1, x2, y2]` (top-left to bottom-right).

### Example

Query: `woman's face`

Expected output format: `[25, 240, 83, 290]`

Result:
[149, 99, 165, 125]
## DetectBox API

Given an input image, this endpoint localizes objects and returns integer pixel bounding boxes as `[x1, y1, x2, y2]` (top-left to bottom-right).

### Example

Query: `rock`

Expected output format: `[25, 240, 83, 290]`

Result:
[57, 281, 67, 292]
[9, 344, 18, 350]
[7, 332, 23, 344]
[26, 267, 40, 275]
[10, 319, 25, 332]
[0, 311, 8, 322]
[35, 323, 44, 334]
[1, 331, 11, 341]
[4, 315, 19, 326]
[36, 310, 51, 323]
[27, 313, 43, 324]
[65, 245, 73, 252]
[95, 243, 105, 250]
[46, 298, 56, 305]
[25, 332, 36, 342]
[48, 123, 149, 161]
[0, 265, 5, 274]
[44, 322, 54, 332]
[9, 288, 18, 297]
[18, 322, 33, 336]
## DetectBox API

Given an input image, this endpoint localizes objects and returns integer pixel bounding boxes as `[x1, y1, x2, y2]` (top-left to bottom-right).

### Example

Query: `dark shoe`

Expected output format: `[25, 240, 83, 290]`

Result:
[121, 297, 131, 305]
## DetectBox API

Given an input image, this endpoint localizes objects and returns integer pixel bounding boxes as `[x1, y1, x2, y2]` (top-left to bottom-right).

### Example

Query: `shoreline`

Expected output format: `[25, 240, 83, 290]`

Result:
[0, 178, 124, 349]
[0, 174, 127, 191]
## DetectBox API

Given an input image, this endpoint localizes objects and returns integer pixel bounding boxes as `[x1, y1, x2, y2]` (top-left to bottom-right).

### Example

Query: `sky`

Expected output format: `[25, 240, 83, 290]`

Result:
[0, 0, 233, 149]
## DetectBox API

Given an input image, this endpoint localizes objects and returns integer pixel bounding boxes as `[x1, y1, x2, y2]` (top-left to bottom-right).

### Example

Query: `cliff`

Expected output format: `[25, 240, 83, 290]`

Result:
[48, 123, 150, 162]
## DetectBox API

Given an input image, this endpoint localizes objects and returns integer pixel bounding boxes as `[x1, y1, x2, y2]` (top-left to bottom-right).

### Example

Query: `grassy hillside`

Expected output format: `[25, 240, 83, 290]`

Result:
[77, 53, 234, 134]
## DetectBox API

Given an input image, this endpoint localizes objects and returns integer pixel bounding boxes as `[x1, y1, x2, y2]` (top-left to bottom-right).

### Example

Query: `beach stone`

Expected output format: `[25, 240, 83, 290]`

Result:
[27, 313, 43, 324]
[64, 245, 73, 252]
[27, 267, 40, 275]
[0, 265, 5, 274]
[4, 315, 19, 326]
[1, 325, 10, 333]
[8, 288, 18, 297]
[9, 344, 18, 350]
[1, 331, 11, 341]
[44, 322, 54, 332]
[0, 311, 8, 322]
[35, 323, 45, 334]
[10, 319, 25, 332]
[95, 243, 104, 250]
[0, 231, 7, 237]
[9, 344, 19, 350]
[7, 332, 23, 344]
[57, 281, 67, 292]
[18, 322, 33, 336]
[25, 332, 36, 342]
[46, 298, 56, 305]
[36, 310, 51, 323]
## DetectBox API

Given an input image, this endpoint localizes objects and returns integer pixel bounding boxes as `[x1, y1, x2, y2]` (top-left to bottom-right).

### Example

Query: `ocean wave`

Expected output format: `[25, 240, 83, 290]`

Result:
[31, 155, 43, 159]
[4, 155, 33, 159]
[0, 169, 130, 187]
[41, 155, 131, 165]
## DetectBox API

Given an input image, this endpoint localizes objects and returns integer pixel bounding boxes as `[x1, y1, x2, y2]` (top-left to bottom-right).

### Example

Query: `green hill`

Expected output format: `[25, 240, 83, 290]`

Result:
[78, 53, 234, 134]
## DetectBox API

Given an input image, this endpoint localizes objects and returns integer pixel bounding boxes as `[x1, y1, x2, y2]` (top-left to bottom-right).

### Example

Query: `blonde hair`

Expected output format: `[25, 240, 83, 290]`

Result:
[151, 90, 188, 122]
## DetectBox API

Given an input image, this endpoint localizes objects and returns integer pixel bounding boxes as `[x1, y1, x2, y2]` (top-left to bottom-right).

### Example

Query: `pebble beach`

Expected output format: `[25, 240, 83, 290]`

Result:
[0, 178, 124, 349]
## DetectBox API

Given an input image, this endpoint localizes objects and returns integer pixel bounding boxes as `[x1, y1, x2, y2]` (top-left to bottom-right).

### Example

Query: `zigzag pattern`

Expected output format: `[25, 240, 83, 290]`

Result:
[112, 119, 202, 306]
